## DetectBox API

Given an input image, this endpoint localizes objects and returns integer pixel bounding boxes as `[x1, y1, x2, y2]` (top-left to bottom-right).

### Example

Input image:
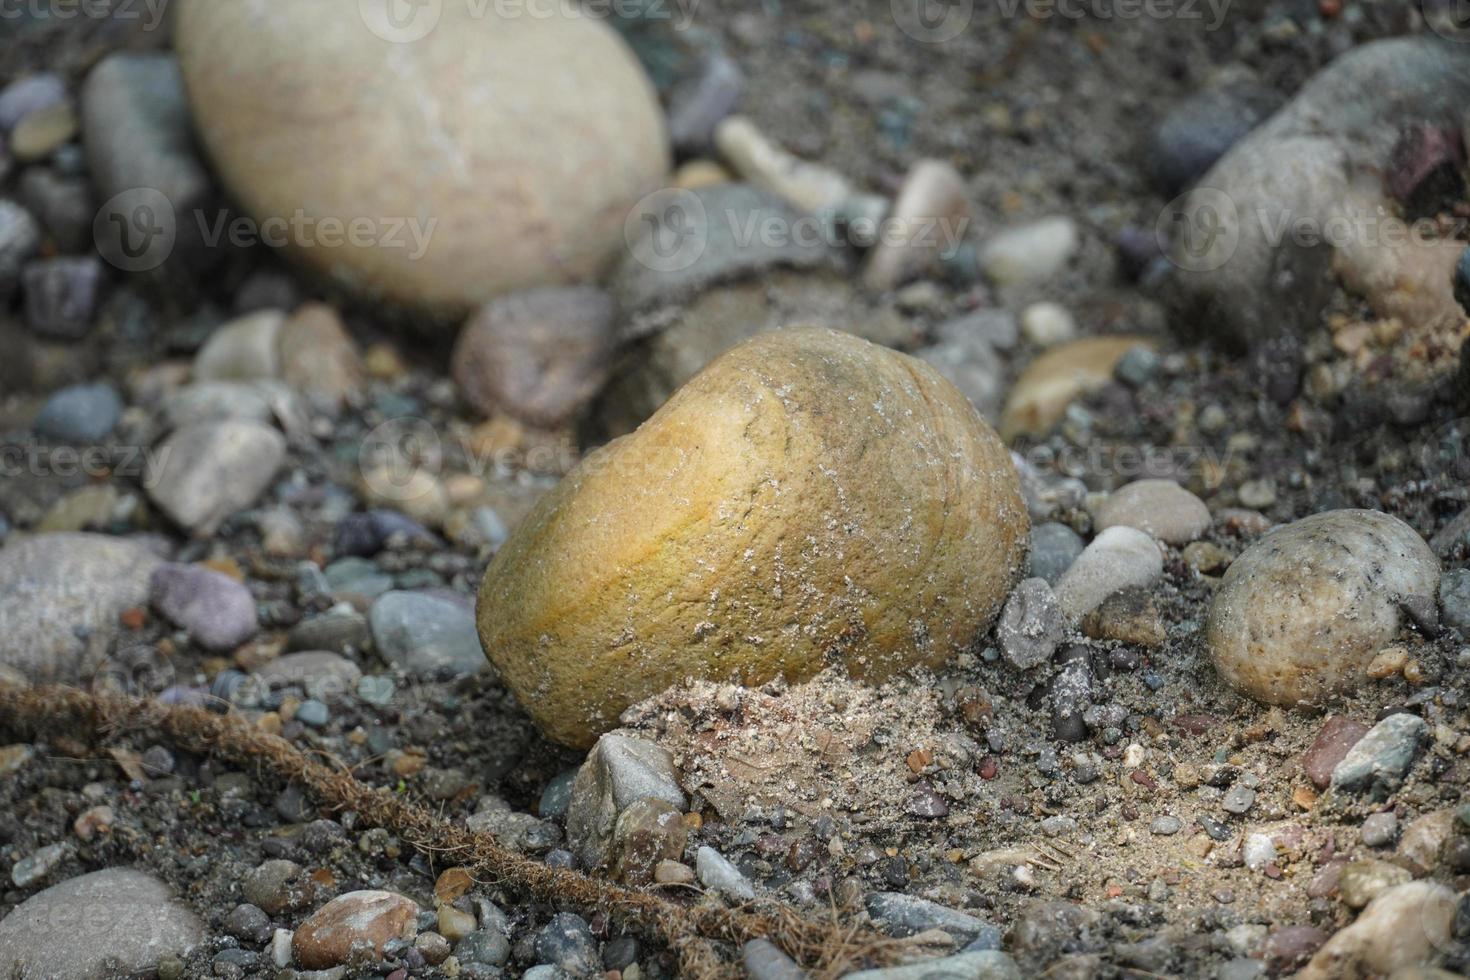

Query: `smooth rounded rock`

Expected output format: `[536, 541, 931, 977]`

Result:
[477, 328, 1029, 746]
[1095, 479, 1211, 545]
[279, 303, 363, 414]
[1297, 880, 1456, 980]
[1054, 526, 1163, 621]
[176, 0, 668, 318]
[1028, 522, 1085, 584]
[0, 533, 162, 684]
[863, 158, 970, 291]
[369, 590, 485, 679]
[979, 216, 1078, 287]
[193, 310, 285, 382]
[150, 562, 258, 652]
[147, 419, 286, 535]
[33, 382, 122, 444]
[0, 869, 205, 979]
[1207, 510, 1439, 708]
[81, 53, 211, 213]
[292, 890, 419, 970]
[452, 286, 614, 427]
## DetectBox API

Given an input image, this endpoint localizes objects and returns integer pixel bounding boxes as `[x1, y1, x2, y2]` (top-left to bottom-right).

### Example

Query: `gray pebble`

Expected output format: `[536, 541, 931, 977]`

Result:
[1114, 344, 1160, 387]
[697, 846, 756, 903]
[1440, 567, 1470, 634]
[742, 938, 805, 980]
[147, 419, 286, 535]
[602, 936, 639, 971]
[1360, 811, 1398, 847]
[11, 843, 67, 888]
[1151, 815, 1183, 836]
[1331, 713, 1428, 800]
[150, 562, 258, 652]
[223, 903, 271, 943]
[864, 892, 988, 943]
[34, 382, 122, 444]
[996, 578, 1064, 670]
[0, 74, 67, 132]
[1028, 522, 1085, 585]
[295, 699, 330, 727]
[368, 590, 486, 678]
[566, 733, 685, 868]
[539, 769, 578, 820]
[1222, 786, 1256, 815]
[534, 912, 599, 977]
[0, 869, 205, 979]
[457, 929, 511, 968]
[357, 675, 395, 706]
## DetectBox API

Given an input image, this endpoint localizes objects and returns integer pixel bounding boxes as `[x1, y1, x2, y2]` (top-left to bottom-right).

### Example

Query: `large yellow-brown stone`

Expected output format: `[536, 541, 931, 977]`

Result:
[175, 0, 668, 319]
[477, 327, 1029, 746]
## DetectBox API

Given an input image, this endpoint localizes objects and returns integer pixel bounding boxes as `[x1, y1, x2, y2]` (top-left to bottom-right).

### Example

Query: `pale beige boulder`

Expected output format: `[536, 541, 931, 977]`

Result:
[175, 0, 668, 318]
[477, 328, 1029, 747]
[1207, 510, 1439, 708]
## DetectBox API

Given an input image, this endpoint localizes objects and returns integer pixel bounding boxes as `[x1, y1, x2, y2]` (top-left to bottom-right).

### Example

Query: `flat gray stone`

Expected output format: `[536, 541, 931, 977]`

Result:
[0, 532, 162, 684]
[147, 419, 285, 535]
[566, 733, 685, 869]
[865, 892, 988, 943]
[82, 53, 210, 209]
[843, 951, 1022, 980]
[0, 868, 204, 979]
[368, 590, 485, 678]
[1331, 713, 1428, 800]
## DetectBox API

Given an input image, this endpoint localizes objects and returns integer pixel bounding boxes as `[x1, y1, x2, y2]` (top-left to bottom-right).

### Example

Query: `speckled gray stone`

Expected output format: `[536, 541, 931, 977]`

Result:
[0, 532, 162, 684]
[1208, 510, 1439, 708]
[0, 869, 205, 979]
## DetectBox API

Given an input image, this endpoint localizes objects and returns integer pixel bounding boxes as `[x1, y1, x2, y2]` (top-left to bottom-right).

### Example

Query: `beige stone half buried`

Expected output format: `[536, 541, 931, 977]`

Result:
[477, 327, 1029, 747]
[1206, 509, 1439, 708]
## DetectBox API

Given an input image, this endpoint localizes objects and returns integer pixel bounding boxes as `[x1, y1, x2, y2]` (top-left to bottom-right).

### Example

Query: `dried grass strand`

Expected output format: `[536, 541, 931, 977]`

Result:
[0, 682, 911, 980]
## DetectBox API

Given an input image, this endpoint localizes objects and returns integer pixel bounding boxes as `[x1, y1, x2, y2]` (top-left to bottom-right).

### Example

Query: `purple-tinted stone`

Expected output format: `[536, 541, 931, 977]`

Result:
[150, 563, 258, 652]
